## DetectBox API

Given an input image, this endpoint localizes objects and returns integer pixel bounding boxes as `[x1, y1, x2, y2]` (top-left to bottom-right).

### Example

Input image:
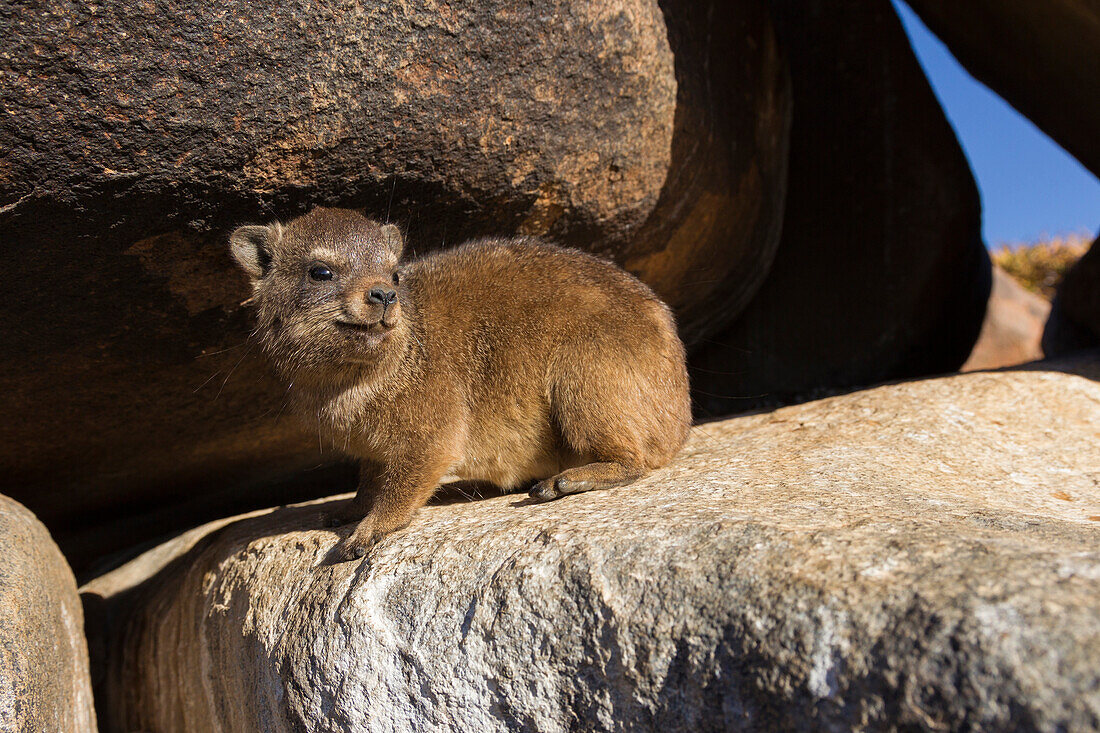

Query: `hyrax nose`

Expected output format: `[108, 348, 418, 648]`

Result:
[367, 288, 398, 306]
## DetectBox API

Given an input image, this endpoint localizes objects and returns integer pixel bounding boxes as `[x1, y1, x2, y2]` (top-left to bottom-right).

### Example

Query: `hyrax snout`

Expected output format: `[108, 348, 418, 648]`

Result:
[230, 207, 691, 561]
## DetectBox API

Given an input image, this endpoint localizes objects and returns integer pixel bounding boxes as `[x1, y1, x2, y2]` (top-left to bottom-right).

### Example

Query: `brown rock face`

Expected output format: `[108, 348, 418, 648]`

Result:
[0, 0, 789, 570]
[1044, 237, 1100, 356]
[84, 358, 1100, 732]
[0, 496, 96, 733]
[961, 266, 1049, 371]
[904, 0, 1100, 179]
[690, 0, 990, 415]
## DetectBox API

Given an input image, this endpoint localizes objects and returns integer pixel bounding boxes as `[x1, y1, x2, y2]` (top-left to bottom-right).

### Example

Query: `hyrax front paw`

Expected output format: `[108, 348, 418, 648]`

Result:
[331, 535, 375, 562]
[331, 519, 383, 562]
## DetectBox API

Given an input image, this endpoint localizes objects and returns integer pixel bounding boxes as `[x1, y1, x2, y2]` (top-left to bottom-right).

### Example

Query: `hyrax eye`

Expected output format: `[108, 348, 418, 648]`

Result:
[308, 264, 334, 282]
[392, 270, 400, 285]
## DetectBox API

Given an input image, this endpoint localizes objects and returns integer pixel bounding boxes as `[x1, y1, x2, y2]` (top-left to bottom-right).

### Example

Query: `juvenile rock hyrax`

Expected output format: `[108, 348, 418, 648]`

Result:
[229, 207, 690, 561]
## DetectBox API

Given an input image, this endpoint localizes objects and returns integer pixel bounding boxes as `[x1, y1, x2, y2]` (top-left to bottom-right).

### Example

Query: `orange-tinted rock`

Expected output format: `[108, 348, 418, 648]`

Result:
[962, 266, 1049, 371]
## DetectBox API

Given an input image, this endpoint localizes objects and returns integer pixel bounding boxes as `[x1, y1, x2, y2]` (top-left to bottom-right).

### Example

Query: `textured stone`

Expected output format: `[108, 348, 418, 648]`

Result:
[0, 0, 789, 571]
[691, 0, 990, 415]
[905, 0, 1100, 179]
[85, 357, 1100, 732]
[0, 495, 96, 733]
[1044, 237, 1100, 356]
[961, 266, 1049, 371]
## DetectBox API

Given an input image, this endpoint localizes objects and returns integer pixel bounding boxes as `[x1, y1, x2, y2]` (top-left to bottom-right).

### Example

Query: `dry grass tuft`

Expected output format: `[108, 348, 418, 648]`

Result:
[991, 234, 1091, 300]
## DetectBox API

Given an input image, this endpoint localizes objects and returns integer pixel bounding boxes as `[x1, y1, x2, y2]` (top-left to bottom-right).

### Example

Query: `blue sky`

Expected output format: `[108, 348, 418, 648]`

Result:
[892, 0, 1100, 246]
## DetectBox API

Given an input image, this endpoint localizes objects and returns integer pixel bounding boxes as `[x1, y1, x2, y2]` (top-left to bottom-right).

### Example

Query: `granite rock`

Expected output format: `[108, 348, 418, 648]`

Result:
[962, 265, 1049, 371]
[85, 356, 1100, 732]
[0, 495, 96, 733]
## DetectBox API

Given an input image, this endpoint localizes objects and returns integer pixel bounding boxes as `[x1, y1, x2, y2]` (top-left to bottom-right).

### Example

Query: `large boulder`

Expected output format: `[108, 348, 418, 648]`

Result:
[1044, 237, 1100, 356]
[690, 0, 990, 415]
[961, 265, 1049, 371]
[0, 496, 96, 733]
[0, 0, 789, 571]
[904, 0, 1100, 179]
[84, 356, 1100, 732]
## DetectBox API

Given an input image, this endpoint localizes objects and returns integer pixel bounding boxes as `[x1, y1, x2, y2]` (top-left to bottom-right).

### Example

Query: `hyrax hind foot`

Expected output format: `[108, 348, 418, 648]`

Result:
[529, 461, 647, 502]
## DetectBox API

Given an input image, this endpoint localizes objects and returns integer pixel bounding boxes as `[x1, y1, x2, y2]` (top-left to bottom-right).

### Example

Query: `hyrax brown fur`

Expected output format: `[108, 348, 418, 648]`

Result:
[230, 207, 690, 561]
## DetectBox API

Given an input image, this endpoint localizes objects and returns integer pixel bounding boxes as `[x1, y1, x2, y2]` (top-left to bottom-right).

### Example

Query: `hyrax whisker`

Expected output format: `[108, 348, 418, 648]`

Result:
[213, 341, 256, 401]
[195, 341, 249, 359]
[228, 207, 690, 562]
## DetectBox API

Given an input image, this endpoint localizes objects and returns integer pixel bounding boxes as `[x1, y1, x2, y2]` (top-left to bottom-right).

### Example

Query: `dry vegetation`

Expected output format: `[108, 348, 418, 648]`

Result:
[992, 234, 1091, 300]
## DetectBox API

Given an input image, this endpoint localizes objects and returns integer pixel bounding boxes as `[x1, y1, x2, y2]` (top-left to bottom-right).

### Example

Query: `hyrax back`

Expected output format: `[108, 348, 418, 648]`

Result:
[230, 207, 690, 561]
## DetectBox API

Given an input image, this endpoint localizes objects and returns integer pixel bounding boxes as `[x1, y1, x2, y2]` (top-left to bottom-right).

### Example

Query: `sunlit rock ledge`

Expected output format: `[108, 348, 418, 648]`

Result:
[84, 356, 1100, 732]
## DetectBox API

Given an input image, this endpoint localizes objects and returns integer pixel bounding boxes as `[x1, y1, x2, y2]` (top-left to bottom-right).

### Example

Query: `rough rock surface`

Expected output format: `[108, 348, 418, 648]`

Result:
[961, 266, 1049, 371]
[0, 0, 789, 571]
[1044, 237, 1100, 356]
[85, 356, 1100, 732]
[691, 0, 990, 415]
[0, 495, 96, 732]
[905, 0, 1100, 179]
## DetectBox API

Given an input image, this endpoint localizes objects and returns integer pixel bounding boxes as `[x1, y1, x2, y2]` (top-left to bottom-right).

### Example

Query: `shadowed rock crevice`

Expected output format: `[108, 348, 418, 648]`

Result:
[903, 0, 1100, 179]
[690, 0, 990, 415]
[1043, 236, 1100, 357]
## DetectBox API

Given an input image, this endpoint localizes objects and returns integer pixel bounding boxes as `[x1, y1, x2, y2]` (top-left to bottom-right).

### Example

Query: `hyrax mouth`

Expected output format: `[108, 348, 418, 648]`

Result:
[334, 320, 394, 347]
[335, 320, 387, 334]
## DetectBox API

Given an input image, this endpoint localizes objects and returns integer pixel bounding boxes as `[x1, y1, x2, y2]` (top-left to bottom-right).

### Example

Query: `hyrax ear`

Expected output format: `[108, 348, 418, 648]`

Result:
[229, 225, 275, 280]
[380, 223, 404, 259]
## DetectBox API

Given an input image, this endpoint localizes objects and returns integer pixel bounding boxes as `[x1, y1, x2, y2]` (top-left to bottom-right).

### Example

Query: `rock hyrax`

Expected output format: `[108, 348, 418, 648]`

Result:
[230, 207, 690, 561]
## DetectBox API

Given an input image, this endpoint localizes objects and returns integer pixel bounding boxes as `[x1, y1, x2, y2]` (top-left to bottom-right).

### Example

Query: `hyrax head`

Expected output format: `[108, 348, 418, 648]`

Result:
[229, 207, 409, 381]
